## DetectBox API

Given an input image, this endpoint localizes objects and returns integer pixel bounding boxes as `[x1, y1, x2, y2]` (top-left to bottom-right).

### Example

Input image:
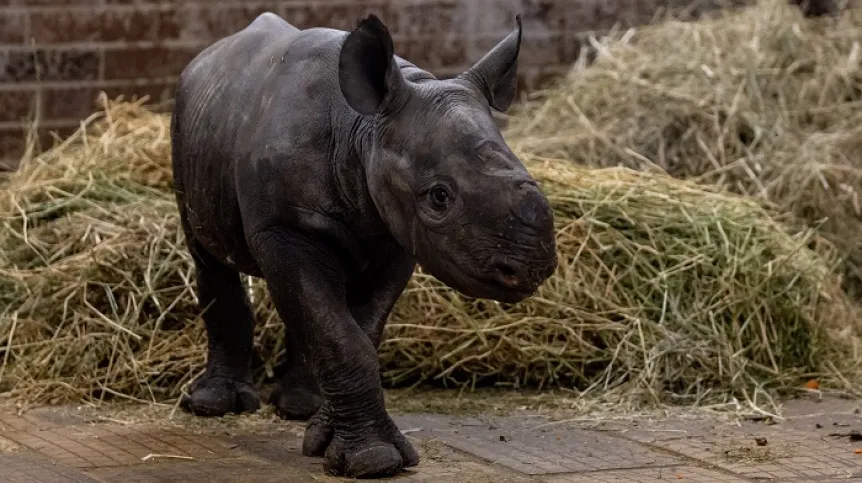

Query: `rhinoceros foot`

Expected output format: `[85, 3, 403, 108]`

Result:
[271, 381, 323, 420]
[303, 402, 418, 478]
[180, 373, 260, 417]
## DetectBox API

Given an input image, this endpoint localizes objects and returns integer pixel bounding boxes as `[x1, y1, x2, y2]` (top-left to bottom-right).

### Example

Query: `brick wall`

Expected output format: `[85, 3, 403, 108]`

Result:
[0, 0, 745, 168]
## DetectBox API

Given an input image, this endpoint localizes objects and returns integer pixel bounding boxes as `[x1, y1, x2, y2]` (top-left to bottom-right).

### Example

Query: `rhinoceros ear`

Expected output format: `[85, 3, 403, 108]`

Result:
[457, 15, 522, 112]
[338, 14, 406, 116]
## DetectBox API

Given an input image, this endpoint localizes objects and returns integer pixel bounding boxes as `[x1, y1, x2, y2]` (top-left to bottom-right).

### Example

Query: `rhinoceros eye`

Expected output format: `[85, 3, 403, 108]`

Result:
[429, 186, 450, 211]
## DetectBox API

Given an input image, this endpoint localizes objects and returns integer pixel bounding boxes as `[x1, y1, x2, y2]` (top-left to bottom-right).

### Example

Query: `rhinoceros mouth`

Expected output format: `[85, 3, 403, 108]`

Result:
[421, 257, 536, 303]
[419, 236, 553, 303]
[466, 278, 536, 303]
[446, 269, 539, 303]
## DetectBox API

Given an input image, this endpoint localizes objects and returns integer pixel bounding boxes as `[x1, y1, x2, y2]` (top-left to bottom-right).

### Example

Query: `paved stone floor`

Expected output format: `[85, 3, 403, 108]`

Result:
[0, 395, 861, 482]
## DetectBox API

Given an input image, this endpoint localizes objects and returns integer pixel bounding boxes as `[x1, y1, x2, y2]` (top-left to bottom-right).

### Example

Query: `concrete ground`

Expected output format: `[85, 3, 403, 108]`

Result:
[0, 393, 861, 482]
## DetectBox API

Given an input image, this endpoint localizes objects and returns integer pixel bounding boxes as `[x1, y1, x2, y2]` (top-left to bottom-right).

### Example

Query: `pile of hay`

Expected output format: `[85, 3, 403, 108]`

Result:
[1, 96, 860, 412]
[506, 0, 862, 299]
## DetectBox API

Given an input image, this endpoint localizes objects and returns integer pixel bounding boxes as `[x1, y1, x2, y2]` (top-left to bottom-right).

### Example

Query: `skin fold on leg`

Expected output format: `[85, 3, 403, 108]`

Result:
[302, 242, 415, 456]
[250, 228, 418, 478]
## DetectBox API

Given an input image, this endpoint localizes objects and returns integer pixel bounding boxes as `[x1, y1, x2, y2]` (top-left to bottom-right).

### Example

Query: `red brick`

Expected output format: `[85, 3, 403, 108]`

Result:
[387, 0, 469, 36]
[1, 49, 100, 82]
[160, 5, 281, 41]
[29, 7, 162, 43]
[474, 32, 580, 67]
[104, 0, 263, 3]
[282, 1, 392, 31]
[0, 10, 26, 44]
[103, 45, 202, 80]
[396, 35, 469, 69]
[2, 0, 97, 5]
[278, 4, 316, 29]
[435, 65, 566, 97]
[101, 81, 177, 108]
[590, 0, 639, 30]
[40, 82, 175, 122]
[519, 66, 569, 91]
[473, 0, 577, 34]
[45, 121, 87, 139]
[0, 123, 75, 170]
[41, 86, 100, 121]
[0, 89, 37, 123]
[0, 127, 26, 169]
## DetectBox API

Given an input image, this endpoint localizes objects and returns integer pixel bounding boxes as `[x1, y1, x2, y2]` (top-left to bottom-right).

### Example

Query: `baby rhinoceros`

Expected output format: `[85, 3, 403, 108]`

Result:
[171, 11, 558, 479]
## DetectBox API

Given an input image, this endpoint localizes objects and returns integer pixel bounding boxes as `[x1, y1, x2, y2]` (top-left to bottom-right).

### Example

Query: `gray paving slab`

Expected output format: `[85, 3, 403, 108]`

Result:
[394, 413, 683, 475]
[543, 465, 748, 482]
[565, 400, 862, 480]
[649, 427, 862, 480]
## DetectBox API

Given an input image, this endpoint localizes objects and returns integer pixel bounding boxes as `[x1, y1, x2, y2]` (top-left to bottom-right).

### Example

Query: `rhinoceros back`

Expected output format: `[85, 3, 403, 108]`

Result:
[170, 13, 310, 274]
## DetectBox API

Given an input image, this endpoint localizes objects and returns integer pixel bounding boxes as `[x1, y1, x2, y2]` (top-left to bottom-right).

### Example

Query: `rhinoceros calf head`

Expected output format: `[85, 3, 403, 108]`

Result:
[339, 15, 558, 303]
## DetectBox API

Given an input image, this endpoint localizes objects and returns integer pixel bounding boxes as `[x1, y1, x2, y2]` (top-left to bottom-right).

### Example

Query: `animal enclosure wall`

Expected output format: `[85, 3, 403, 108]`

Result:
[0, 0, 746, 168]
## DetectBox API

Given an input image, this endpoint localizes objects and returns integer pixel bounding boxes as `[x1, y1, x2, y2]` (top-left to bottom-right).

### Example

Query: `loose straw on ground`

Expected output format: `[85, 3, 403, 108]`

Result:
[1, 91, 860, 414]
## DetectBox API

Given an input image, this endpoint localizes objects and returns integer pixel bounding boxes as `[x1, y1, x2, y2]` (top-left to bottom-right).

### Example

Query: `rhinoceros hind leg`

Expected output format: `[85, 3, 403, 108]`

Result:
[180, 237, 260, 417]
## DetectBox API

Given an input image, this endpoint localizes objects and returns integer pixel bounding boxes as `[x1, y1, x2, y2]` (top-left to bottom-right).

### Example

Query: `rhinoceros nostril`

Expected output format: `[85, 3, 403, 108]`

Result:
[495, 262, 517, 277]
[489, 260, 523, 289]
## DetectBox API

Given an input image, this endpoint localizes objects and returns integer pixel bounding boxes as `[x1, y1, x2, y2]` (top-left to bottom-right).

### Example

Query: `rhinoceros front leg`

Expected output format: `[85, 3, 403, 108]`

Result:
[180, 238, 261, 417]
[250, 228, 418, 478]
[303, 249, 415, 456]
[269, 333, 323, 420]
[275, 246, 414, 424]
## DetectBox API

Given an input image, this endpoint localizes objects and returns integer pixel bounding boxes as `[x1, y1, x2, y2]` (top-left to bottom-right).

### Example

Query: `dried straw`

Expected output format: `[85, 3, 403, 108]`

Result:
[0, 91, 859, 413]
[505, 0, 862, 299]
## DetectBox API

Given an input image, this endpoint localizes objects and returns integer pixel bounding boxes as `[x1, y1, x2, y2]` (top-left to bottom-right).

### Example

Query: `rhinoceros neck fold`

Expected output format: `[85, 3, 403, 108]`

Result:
[349, 114, 376, 171]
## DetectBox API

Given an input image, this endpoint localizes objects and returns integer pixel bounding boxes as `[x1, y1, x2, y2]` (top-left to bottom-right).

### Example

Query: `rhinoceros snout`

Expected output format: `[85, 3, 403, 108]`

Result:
[485, 220, 557, 298]
[487, 251, 556, 295]
[512, 180, 554, 233]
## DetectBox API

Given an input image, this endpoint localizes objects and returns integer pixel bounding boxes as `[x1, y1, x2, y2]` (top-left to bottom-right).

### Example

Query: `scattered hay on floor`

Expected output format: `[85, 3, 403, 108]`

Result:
[1, 96, 859, 414]
[505, 0, 862, 299]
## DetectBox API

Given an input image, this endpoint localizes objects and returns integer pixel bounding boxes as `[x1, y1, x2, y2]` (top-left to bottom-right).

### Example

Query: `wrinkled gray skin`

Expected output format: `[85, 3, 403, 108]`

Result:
[171, 11, 557, 478]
